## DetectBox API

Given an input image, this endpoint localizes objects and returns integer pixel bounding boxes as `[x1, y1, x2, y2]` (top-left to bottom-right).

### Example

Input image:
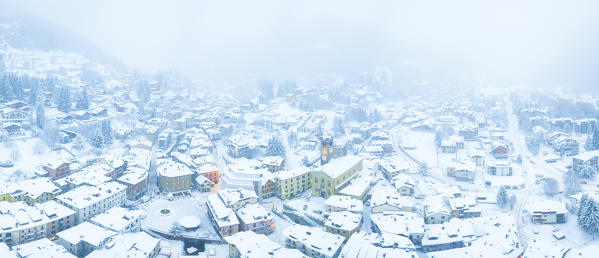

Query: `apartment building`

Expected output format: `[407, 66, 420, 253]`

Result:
[276, 167, 311, 199]
[0, 201, 75, 246]
[311, 156, 363, 198]
[56, 182, 127, 224]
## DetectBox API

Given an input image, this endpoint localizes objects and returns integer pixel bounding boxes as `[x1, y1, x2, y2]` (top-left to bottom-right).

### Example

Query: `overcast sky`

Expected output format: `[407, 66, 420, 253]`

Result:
[12, 0, 599, 88]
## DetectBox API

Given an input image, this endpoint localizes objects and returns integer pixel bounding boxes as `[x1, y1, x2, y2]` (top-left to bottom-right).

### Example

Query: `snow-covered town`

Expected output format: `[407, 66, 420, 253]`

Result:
[1, 1, 599, 258]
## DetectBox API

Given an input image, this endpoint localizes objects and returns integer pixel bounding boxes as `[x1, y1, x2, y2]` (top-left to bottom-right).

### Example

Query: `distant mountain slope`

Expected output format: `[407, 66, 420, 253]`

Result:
[0, 2, 123, 69]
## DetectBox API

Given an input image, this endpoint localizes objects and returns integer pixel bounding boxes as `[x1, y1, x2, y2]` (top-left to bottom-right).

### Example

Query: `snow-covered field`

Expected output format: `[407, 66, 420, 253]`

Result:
[0, 138, 71, 182]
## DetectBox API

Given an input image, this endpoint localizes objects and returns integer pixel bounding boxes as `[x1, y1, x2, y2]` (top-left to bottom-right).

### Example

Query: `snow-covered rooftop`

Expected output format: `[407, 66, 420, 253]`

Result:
[324, 195, 363, 213]
[0, 201, 74, 234]
[56, 222, 117, 247]
[371, 211, 425, 236]
[236, 203, 272, 225]
[324, 211, 362, 232]
[117, 166, 148, 185]
[0, 177, 61, 200]
[89, 206, 143, 232]
[206, 193, 239, 228]
[14, 238, 75, 258]
[156, 159, 194, 178]
[371, 186, 414, 211]
[283, 224, 344, 257]
[315, 155, 363, 179]
[225, 230, 304, 258]
[56, 182, 126, 209]
[340, 231, 417, 258]
[276, 167, 311, 181]
[85, 231, 160, 258]
[216, 188, 258, 208]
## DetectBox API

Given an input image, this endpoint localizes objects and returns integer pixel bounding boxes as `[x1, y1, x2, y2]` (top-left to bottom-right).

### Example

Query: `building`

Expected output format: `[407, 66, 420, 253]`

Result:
[340, 231, 417, 258]
[56, 182, 127, 223]
[225, 230, 304, 258]
[56, 163, 113, 190]
[259, 173, 277, 199]
[206, 194, 239, 237]
[56, 222, 117, 257]
[324, 211, 362, 240]
[371, 212, 425, 244]
[391, 174, 416, 196]
[338, 174, 373, 201]
[490, 141, 509, 159]
[424, 197, 451, 224]
[89, 206, 143, 233]
[572, 150, 599, 173]
[311, 156, 363, 198]
[117, 166, 148, 200]
[378, 159, 411, 179]
[195, 175, 214, 192]
[283, 224, 344, 258]
[470, 150, 486, 166]
[371, 187, 414, 213]
[446, 162, 476, 181]
[221, 162, 266, 192]
[530, 200, 567, 224]
[156, 159, 193, 192]
[320, 136, 349, 165]
[3, 123, 22, 136]
[85, 232, 160, 258]
[552, 136, 579, 156]
[0, 201, 75, 246]
[206, 188, 259, 237]
[421, 219, 471, 252]
[440, 139, 457, 153]
[197, 163, 220, 184]
[13, 238, 76, 258]
[0, 178, 61, 205]
[276, 167, 311, 199]
[574, 118, 596, 134]
[324, 195, 363, 213]
[43, 160, 71, 178]
[487, 159, 513, 176]
[458, 123, 478, 140]
[236, 203, 274, 234]
[447, 196, 482, 219]
[216, 188, 259, 211]
[262, 156, 285, 173]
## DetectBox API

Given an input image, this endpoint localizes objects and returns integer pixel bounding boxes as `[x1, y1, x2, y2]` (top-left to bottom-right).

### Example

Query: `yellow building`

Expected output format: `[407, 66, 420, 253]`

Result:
[0, 178, 61, 205]
[0, 201, 75, 246]
[156, 159, 193, 192]
[276, 167, 311, 199]
[311, 156, 363, 198]
[324, 211, 362, 240]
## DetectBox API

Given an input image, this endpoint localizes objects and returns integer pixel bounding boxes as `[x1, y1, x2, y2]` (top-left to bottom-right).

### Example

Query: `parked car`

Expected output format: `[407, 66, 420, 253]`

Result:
[553, 231, 566, 240]
[0, 160, 14, 168]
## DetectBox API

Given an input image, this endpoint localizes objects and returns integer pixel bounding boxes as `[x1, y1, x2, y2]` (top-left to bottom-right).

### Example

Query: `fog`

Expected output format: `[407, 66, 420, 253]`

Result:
[12, 0, 599, 89]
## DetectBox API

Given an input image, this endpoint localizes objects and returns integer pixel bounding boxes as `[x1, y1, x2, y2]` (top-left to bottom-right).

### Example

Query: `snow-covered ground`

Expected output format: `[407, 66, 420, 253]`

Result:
[140, 193, 219, 240]
[0, 138, 72, 182]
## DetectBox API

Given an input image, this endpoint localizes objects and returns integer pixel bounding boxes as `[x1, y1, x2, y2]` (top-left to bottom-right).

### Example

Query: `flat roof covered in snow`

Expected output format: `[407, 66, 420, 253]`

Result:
[316, 155, 363, 179]
[56, 182, 126, 209]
